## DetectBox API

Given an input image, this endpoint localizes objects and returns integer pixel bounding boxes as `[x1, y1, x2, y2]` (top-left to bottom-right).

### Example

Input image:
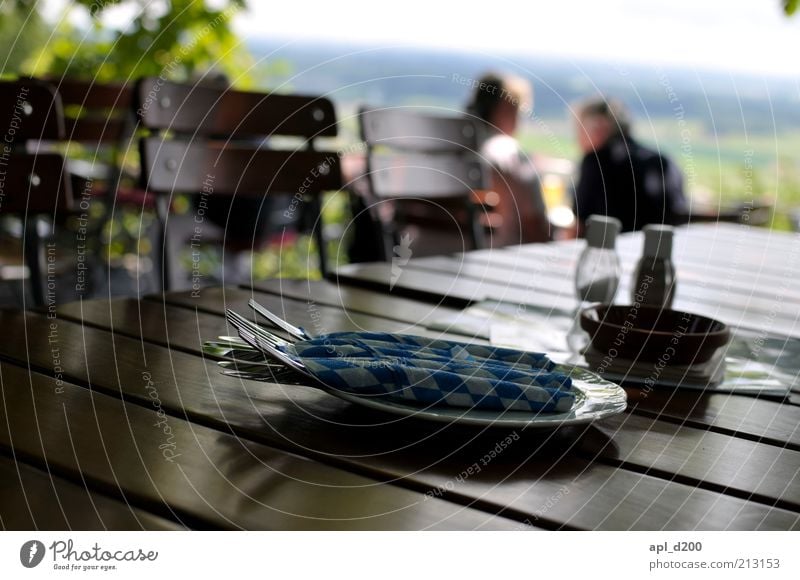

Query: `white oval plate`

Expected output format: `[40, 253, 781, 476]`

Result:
[329, 364, 627, 429]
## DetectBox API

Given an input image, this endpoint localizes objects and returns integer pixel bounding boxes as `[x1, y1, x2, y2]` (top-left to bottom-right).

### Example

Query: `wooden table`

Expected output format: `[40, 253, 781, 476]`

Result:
[1, 223, 798, 530]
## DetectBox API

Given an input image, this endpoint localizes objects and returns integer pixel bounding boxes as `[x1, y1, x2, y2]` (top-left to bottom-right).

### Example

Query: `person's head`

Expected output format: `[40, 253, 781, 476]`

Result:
[468, 72, 532, 136]
[574, 96, 631, 154]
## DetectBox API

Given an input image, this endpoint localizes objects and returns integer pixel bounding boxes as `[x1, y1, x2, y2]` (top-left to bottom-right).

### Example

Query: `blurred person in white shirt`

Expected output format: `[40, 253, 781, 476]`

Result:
[467, 72, 550, 246]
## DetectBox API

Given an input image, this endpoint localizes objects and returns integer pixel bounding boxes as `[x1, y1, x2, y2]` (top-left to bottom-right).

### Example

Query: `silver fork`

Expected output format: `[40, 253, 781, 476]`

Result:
[226, 310, 330, 390]
[221, 370, 299, 382]
[203, 344, 266, 361]
[226, 309, 293, 349]
[220, 361, 304, 383]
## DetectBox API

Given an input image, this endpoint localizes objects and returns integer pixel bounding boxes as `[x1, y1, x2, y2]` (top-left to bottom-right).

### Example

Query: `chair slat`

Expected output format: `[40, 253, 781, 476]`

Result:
[0, 80, 64, 141]
[368, 152, 485, 198]
[54, 78, 132, 109]
[64, 116, 127, 143]
[136, 78, 336, 138]
[360, 108, 479, 152]
[140, 138, 341, 196]
[0, 153, 73, 213]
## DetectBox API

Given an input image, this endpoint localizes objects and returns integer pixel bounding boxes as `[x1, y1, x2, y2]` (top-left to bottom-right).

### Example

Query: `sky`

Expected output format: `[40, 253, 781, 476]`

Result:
[48, 0, 800, 78]
[232, 0, 800, 78]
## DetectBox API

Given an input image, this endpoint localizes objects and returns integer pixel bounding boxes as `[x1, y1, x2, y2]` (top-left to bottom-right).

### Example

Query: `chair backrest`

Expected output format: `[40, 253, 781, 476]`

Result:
[136, 79, 336, 139]
[136, 78, 340, 195]
[134, 78, 342, 277]
[38, 78, 139, 201]
[0, 80, 72, 214]
[139, 140, 341, 196]
[366, 152, 484, 199]
[358, 107, 486, 257]
[360, 107, 479, 152]
[4, 77, 137, 195]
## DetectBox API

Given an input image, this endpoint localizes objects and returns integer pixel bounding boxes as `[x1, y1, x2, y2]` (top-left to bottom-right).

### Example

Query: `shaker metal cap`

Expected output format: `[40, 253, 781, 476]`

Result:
[642, 224, 674, 258]
[586, 214, 622, 249]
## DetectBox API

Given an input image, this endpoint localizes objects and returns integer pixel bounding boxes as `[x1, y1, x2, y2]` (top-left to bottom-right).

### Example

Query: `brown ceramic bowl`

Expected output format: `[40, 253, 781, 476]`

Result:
[580, 304, 730, 364]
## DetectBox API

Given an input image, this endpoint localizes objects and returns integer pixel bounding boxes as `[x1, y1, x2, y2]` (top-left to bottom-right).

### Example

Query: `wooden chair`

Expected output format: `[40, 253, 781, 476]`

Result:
[135, 79, 342, 288]
[356, 107, 487, 261]
[0, 80, 73, 307]
[2, 77, 158, 304]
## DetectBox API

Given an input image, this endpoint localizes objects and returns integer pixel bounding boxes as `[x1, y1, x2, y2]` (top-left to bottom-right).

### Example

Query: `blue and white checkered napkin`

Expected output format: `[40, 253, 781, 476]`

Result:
[283, 332, 574, 413]
[293, 331, 555, 369]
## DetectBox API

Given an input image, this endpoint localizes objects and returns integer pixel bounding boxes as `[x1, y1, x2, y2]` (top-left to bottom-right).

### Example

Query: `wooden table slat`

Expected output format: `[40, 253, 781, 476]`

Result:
[249, 278, 463, 326]
[0, 454, 184, 530]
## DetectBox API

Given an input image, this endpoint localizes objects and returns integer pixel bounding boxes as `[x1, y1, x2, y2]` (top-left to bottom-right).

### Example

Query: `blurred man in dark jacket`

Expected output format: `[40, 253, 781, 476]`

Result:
[573, 96, 687, 233]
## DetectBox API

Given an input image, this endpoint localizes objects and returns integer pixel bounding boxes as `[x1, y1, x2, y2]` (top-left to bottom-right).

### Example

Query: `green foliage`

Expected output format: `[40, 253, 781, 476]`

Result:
[249, 191, 352, 279]
[785, 0, 798, 16]
[0, 2, 48, 76]
[27, 0, 254, 86]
